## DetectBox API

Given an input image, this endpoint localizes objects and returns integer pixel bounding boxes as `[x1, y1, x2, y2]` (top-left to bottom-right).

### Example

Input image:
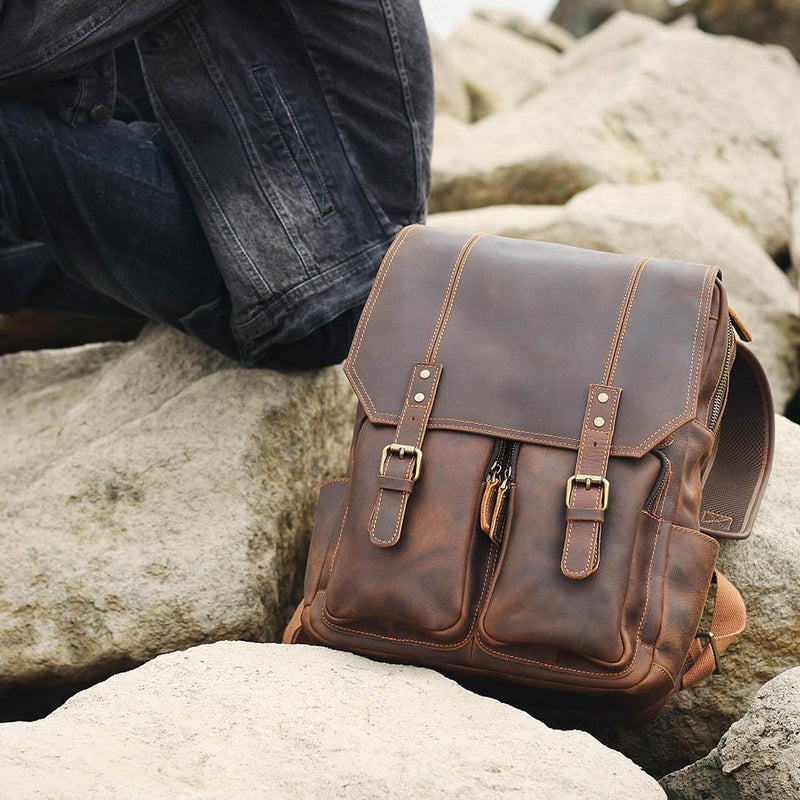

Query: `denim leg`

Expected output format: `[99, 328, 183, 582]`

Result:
[0, 92, 238, 356]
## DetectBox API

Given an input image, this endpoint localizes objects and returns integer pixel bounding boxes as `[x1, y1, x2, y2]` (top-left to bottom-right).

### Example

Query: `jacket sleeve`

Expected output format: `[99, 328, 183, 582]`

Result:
[0, 0, 188, 86]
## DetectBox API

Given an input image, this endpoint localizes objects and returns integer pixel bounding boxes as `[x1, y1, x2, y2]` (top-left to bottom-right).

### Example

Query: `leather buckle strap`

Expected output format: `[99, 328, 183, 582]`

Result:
[562, 384, 622, 580]
[368, 363, 442, 548]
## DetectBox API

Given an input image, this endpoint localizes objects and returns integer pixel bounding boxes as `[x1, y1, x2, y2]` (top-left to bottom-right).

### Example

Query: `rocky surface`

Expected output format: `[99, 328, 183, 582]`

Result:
[446, 19, 557, 120]
[474, 8, 576, 52]
[661, 667, 800, 800]
[430, 17, 800, 264]
[430, 34, 471, 122]
[429, 181, 800, 410]
[0, 642, 666, 800]
[596, 415, 800, 776]
[550, 0, 671, 37]
[0, 325, 354, 707]
[556, 9, 662, 72]
[672, 0, 800, 62]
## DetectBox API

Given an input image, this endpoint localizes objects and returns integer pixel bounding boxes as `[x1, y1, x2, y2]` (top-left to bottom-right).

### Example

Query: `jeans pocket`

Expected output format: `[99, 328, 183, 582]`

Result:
[249, 65, 336, 220]
[179, 294, 239, 361]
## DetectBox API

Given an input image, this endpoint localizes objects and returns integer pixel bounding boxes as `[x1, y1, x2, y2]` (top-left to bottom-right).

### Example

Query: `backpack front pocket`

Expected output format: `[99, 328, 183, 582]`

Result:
[479, 442, 662, 666]
[323, 424, 495, 641]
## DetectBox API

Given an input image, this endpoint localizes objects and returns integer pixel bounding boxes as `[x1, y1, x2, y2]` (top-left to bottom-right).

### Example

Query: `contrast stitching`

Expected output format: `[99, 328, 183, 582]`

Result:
[652, 662, 676, 685]
[670, 524, 720, 549]
[606, 258, 651, 384]
[601, 258, 645, 384]
[320, 477, 349, 488]
[424, 235, 477, 361]
[562, 387, 620, 577]
[368, 364, 440, 545]
[348, 224, 418, 363]
[480, 510, 662, 677]
[429, 234, 485, 362]
[321, 539, 500, 650]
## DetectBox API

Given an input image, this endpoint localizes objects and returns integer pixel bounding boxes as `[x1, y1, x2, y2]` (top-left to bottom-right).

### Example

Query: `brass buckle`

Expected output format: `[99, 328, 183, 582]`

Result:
[695, 631, 722, 675]
[565, 474, 610, 510]
[380, 444, 423, 482]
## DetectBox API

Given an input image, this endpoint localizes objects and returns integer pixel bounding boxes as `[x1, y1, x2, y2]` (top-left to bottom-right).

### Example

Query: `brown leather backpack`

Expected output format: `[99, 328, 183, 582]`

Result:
[285, 225, 774, 721]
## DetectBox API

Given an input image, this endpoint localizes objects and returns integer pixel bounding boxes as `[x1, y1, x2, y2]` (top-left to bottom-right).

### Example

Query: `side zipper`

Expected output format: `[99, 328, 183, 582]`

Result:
[480, 440, 520, 543]
[708, 319, 734, 431]
[645, 450, 670, 516]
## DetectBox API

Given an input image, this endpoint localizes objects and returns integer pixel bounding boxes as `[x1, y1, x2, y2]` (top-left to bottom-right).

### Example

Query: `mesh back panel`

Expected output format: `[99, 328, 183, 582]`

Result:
[701, 352, 769, 537]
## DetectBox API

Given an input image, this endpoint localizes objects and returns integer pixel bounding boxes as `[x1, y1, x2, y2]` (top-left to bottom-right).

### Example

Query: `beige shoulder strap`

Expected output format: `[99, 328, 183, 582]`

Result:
[700, 342, 774, 539]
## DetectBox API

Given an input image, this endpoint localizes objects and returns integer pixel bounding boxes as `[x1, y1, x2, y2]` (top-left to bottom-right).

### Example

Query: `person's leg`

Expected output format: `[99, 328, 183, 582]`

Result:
[0, 224, 142, 317]
[0, 92, 238, 357]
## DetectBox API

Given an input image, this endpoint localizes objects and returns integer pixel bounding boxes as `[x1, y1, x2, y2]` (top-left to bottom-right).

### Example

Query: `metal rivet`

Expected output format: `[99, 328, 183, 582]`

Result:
[420, 369, 431, 379]
[593, 416, 606, 427]
[597, 392, 609, 404]
[414, 392, 425, 403]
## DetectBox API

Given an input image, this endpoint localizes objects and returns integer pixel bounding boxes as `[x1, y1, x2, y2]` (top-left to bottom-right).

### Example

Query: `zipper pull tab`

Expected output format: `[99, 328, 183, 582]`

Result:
[488, 475, 514, 544]
[480, 461, 502, 535]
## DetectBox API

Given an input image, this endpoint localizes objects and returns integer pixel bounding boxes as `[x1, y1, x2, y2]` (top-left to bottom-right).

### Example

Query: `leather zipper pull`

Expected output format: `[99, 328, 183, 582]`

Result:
[480, 464, 502, 534]
[488, 474, 514, 544]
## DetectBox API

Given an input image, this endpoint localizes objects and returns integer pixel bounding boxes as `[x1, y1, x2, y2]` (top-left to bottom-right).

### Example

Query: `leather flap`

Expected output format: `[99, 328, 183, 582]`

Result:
[345, 226, 719, 458]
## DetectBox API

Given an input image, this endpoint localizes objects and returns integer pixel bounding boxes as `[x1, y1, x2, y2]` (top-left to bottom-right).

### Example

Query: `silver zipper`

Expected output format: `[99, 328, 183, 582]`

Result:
[708, 320, 734, 430]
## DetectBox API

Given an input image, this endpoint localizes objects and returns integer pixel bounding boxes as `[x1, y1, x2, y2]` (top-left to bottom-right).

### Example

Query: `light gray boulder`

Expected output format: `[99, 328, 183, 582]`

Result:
[431, 34, 471, 123]
[557, 10, 663, 72]
[446, 19, 558, 120]
[661, 666, 800, 799]
[0, 325, 354, 700]
[431, 23, 800, 264]
[0, 641, 666, 800]
[474, 8, 576, 52]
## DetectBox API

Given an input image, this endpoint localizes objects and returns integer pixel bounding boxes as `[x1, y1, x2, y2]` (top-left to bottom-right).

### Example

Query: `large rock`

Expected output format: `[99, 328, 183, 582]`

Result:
[474, 8, 576, 52]
[430, 21, 800, 262]
[557, 10, 662, 72]
[550, 0, 671, 37]
[430, 34, 471, 123]
[446, 19, 558, 120]
[661, 667, 800, 799]
[0, 325, 354, 709]
[429, 181, 800, 411]
[0, 641, 666, 800]
[672, 0, 800, 63]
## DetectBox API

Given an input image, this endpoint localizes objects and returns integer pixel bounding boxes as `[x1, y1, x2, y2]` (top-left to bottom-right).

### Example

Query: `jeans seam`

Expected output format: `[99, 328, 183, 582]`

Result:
[0, 1, 129, 79]
[138, 59, 273, 296]
[378, 0, 425, 218]
[180, 5, 313, 278]
[280, 2, 394, 237]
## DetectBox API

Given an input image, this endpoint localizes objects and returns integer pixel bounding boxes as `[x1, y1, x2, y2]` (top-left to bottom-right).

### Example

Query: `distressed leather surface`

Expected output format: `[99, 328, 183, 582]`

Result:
[295, 225, 774, 721]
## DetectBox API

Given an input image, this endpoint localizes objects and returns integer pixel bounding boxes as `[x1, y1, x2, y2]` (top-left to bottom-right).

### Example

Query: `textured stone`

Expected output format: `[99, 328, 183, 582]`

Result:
[446, 19, 558, 120]
[0, 642, 666, 800]
[431, 34, 471, 122]
[550, 0, 671, 37]
[0, 325, 354, 698]
[430, 24, 800, 262]
[429, 181, 800, 410]
[558, 10, 663, 72]
[661, 667, 800, 799]
[474, 8, 576, 52]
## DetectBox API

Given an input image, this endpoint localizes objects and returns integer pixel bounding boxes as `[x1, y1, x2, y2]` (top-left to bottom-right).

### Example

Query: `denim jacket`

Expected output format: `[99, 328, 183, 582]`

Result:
[0, 0, 433, 363]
